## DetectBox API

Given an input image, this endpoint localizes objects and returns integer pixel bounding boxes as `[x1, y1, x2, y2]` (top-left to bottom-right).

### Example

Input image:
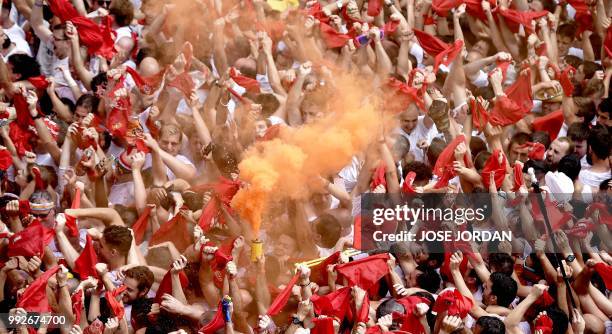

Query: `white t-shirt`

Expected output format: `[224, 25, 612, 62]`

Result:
[2, 38, 32, 62]
[397, 116, 439, 163]
[4, 23, 25, 42]
[579, 168, 611, 188]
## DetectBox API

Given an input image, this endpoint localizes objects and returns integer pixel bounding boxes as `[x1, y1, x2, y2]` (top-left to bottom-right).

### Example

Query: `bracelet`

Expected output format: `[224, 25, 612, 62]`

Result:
[34, 1, 43, 6]
[298, 280, 311, 287]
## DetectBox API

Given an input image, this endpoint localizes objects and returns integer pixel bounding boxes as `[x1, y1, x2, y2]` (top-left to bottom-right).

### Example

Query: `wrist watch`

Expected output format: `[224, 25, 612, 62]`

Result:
[291, 316, 304, 327]
[565, 254, 575, 263]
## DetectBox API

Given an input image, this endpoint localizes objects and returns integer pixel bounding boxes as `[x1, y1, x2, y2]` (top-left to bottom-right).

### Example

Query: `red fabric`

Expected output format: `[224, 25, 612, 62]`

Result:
[559, 65, 575, 97]
[311, 317, 335, 334]
[14, 93, 34, 130]
[150, 211, 192, 252]
[530, 196, 573, 230]
[512, 162, 524, 192]
[267, 274, 299, 315]
[518, 142, 546, 161]
[356, 293, 370, 323]
[532, 110, 564, 141]
[106, 75, 130, 138]
[72, 291, 83, 325]
[341, 6, 364, 26]
[335, 253, 390, 290]
[497, 60, 512, 82]
[168, 44, 195, 97]
[387, 77, 426, 111]
[433, 40, 464, 73]
[96, 16, 117, 60]
[74, 234, 99, 280]
[311, 287, 352, 321]
[106, 285, 128, 319]
[564, 219, 596, 238]
[46, 0, 103, 54]
[9, 122, 34, 156]
[31, 167, 45, 190]
[534, 314, 553, 334]
[466, 0, 496, 20]
[594, 263, 612, 290]
[18, 200, 30, 217]
[310, 251, 341, 286]
[319, 22, 351, 49]
[27, 76, 49, 90]
[194, 177, 241, 232]
[307, 3, 331, 23]
[433, 135, 469, 188]
[498, 9, 548, 34]
[394, 296, 431, 334]
[125, 66, 166, 95]
[566, 0, 593, 36]
[413, 29, 448, 56]
[367, 0, 383, 16]
[471, 98, 489, 132]
[16, 266, 61, 312]
[65, 188, 81, 237]
[439, 240, 471, 284]
[370, 162, 387, 191]
[132, 206, 152, 245]
[402, 171, 417, 194]
[7, 219, 55, 258]
[199, 301, 225, 334]
[154, 269, 189, 304]
[481, 149, 507, 189]
[229, 68, 261, 93]
[354, 215, 362, 250]
[490, 69, 533, 126]
[605, 25, 612, 58]
[0, 149, 12, 170]
[432, 289, 473, 318]
[211, 238, 235, 289]
[258, 124, 282, 141]
[431, 0, 461, 16]
[585, 202, 612, 226]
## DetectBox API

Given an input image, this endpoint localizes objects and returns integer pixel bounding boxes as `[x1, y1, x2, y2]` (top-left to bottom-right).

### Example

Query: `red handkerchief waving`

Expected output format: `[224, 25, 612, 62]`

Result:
[395, 296, 431, 334]
[46, 0, 103, 54]
[198, 301, 225, 334]
[267, 274, 299, 315]
[154, 269, 189, 303]
[481, 149, 507, 190]
[7, 219, 55, 258]
[512, 162, 524, 192]
[534, 314, 553, 334]
[498, 9, 548, 34]
[229, 68, 261, 93]
[433, 288, 473, 318]
[593, 263, 612, 290]
[335, 253, 390, 290]
[132, 206, 153, 245]
[471, 98, 489, 132]
[150, 211, 192, 253]
[65, 188, 81, 237]
[605, 25, 612, 58]
[74, 234, 99, 279]
[489, 69, 533, 126]
[433, 135, 470, 188]
[532, 110, 564, 141]
[559, 65, 575, 97]
[17, 266, 61, 312]
[106, 285, 128, 319]
[0, 148, 12, 170]
[311, 287, 352, 321]
[370, 162, 387, 191]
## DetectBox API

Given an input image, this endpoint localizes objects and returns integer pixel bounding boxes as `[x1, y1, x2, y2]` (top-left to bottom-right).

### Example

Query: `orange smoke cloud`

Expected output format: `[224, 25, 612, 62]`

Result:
[231, 72, 382, 235]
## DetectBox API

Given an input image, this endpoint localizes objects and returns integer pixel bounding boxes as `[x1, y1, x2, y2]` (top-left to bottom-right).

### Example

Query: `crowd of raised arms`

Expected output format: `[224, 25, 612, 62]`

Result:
[0, 0, 610, 333]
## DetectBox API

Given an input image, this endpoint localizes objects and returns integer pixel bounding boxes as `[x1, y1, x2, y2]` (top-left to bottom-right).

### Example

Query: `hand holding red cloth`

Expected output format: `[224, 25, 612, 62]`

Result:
[16, 266, 61, 312]
[74, 234, 99, 279]
[481, 149, 507, 190]
[335, 253, 390, 290]
[489, 69, 533, 126]
[432, 288, 473, 318]
[266, 274, 299, 315]
[106, 285, 128, 319]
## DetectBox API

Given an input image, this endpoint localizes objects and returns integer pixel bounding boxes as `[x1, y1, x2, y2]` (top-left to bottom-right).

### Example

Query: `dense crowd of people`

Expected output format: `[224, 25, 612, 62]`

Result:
[0, 0, 610, 332]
